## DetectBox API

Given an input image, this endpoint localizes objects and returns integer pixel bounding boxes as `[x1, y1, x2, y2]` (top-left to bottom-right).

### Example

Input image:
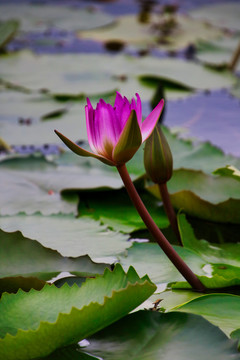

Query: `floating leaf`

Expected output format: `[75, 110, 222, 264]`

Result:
[78, 188, 169, 233]
[190, 3, 240, 31]
[0, 4, 115, 32]
[79, 13, 222, 51]
[0, 265, 156, 360]
[0, 52, 235, 100]
[213, 165, 240, 182]
[148, 168, 240, 223]
[0, 214, 130, 263]
[174, 294, 240, 337]
[0, 228, 109, 281]
[175, 214, 240, 288]
[0, 155, 122, 215]
[196, 36, 240, 71]
[76, 311, 240, 360]
[118, 242, 207, 285]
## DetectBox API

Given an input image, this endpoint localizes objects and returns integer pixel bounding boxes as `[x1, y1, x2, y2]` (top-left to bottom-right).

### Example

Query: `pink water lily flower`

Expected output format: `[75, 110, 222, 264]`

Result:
[55, 92, 164, 166]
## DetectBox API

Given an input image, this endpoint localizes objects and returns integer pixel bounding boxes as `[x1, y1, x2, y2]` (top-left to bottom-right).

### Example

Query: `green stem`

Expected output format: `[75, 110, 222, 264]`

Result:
[158, 183, 182, 246]
[117, 164, 205, 292]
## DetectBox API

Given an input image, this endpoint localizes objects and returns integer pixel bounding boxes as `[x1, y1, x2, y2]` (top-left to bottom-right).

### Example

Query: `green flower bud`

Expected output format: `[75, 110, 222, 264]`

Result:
[144, 124, 173, 184]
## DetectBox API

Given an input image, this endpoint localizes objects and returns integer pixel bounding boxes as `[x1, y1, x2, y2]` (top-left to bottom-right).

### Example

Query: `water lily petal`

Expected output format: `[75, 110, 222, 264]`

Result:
[85, 99, 97, 153]
[54, 130, 115, 166]
[113, 110, 142, 165]
[135, 93, 142, 126]
[141, 99, 164, 142]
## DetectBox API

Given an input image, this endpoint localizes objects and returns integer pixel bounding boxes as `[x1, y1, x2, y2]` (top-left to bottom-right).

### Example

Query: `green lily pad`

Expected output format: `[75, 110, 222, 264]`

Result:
[0, 264, 156, 360]
[196, 36, 240, 71]
[78, 188, 169, 233]
[117, 242, 207, 285]
[178, 213, 240, 267]
[147, 168, 240, 223]
[0, 52, 235, 101]
[80, 13, 222, 51]
[0, 214, 130, 263]
[190, 3, 240, 32]
[213, 165, 240, 182]
[174, 293, 240, 337]
[0, 155, 122, 215]
[174, 214, 240, 288]
[0, 228, 108, 281]
[0, 4, 114, 32]
[76, 311, 240, 360]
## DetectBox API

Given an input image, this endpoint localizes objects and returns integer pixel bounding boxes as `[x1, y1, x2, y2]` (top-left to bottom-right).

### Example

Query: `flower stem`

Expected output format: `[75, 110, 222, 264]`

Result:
[158, 183, 183, 246]
[228, 41, 240, 72]
[117, 164, 205, 292]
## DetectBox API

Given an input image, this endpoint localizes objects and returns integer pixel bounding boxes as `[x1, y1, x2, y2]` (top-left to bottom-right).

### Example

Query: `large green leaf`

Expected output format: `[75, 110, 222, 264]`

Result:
[174, 294, 240, 337]
[0, 228, 108, 281]
[147, 168, 240, 223]
[175, 214, 240, 288]
[75, 311, 240, 360]
[0, 264, 156, 360]
[78, 188, 169, 233]
[213, 165, 240, 182]
[117, 242, 207, 285]
[0, 4, 114, 32]
[0, 52, 235, 100]
[0, 155, 122, 215]
[178, 213, 240, 267]
[0, 214, 130, 263]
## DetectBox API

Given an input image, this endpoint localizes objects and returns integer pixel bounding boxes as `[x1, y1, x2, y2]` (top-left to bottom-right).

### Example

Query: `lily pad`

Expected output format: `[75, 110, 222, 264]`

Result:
[148, 168, 240, 223]
[79, 13, 222, 51]
[77, 311, 240, 360]
[178, 213, 240, 267]
[117, 242, 207, 285]
[0, 52, 235, 101]
[0, 228, 108, 281]
[0, 4, 115, 32]
[0, 155, 122, 215]
[213, 165, 240, 182]
[196, 36, 240, 72]
[174, 293, 240, 337]
[78, 188, 169, 233]
[0, 214, 130, 263]
[190, 3, 240, 32]
[0, 264, 156, 360]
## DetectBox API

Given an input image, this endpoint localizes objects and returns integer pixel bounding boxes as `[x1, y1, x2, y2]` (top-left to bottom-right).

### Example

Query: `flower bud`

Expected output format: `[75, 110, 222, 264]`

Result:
[144, 124, 173, 184]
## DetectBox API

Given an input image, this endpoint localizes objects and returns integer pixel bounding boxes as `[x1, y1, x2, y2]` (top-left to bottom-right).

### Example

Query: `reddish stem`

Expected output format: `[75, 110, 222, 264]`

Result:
[158, 183, 183, 246]
[117, 164, 205, 292]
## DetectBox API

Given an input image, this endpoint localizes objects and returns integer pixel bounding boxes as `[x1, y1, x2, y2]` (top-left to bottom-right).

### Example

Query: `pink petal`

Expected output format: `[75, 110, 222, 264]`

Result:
[141, 99, 164, 142]
[93, 99, 120, 158]
[135, 93, 142, 127]
[85, 100, 97, 153]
